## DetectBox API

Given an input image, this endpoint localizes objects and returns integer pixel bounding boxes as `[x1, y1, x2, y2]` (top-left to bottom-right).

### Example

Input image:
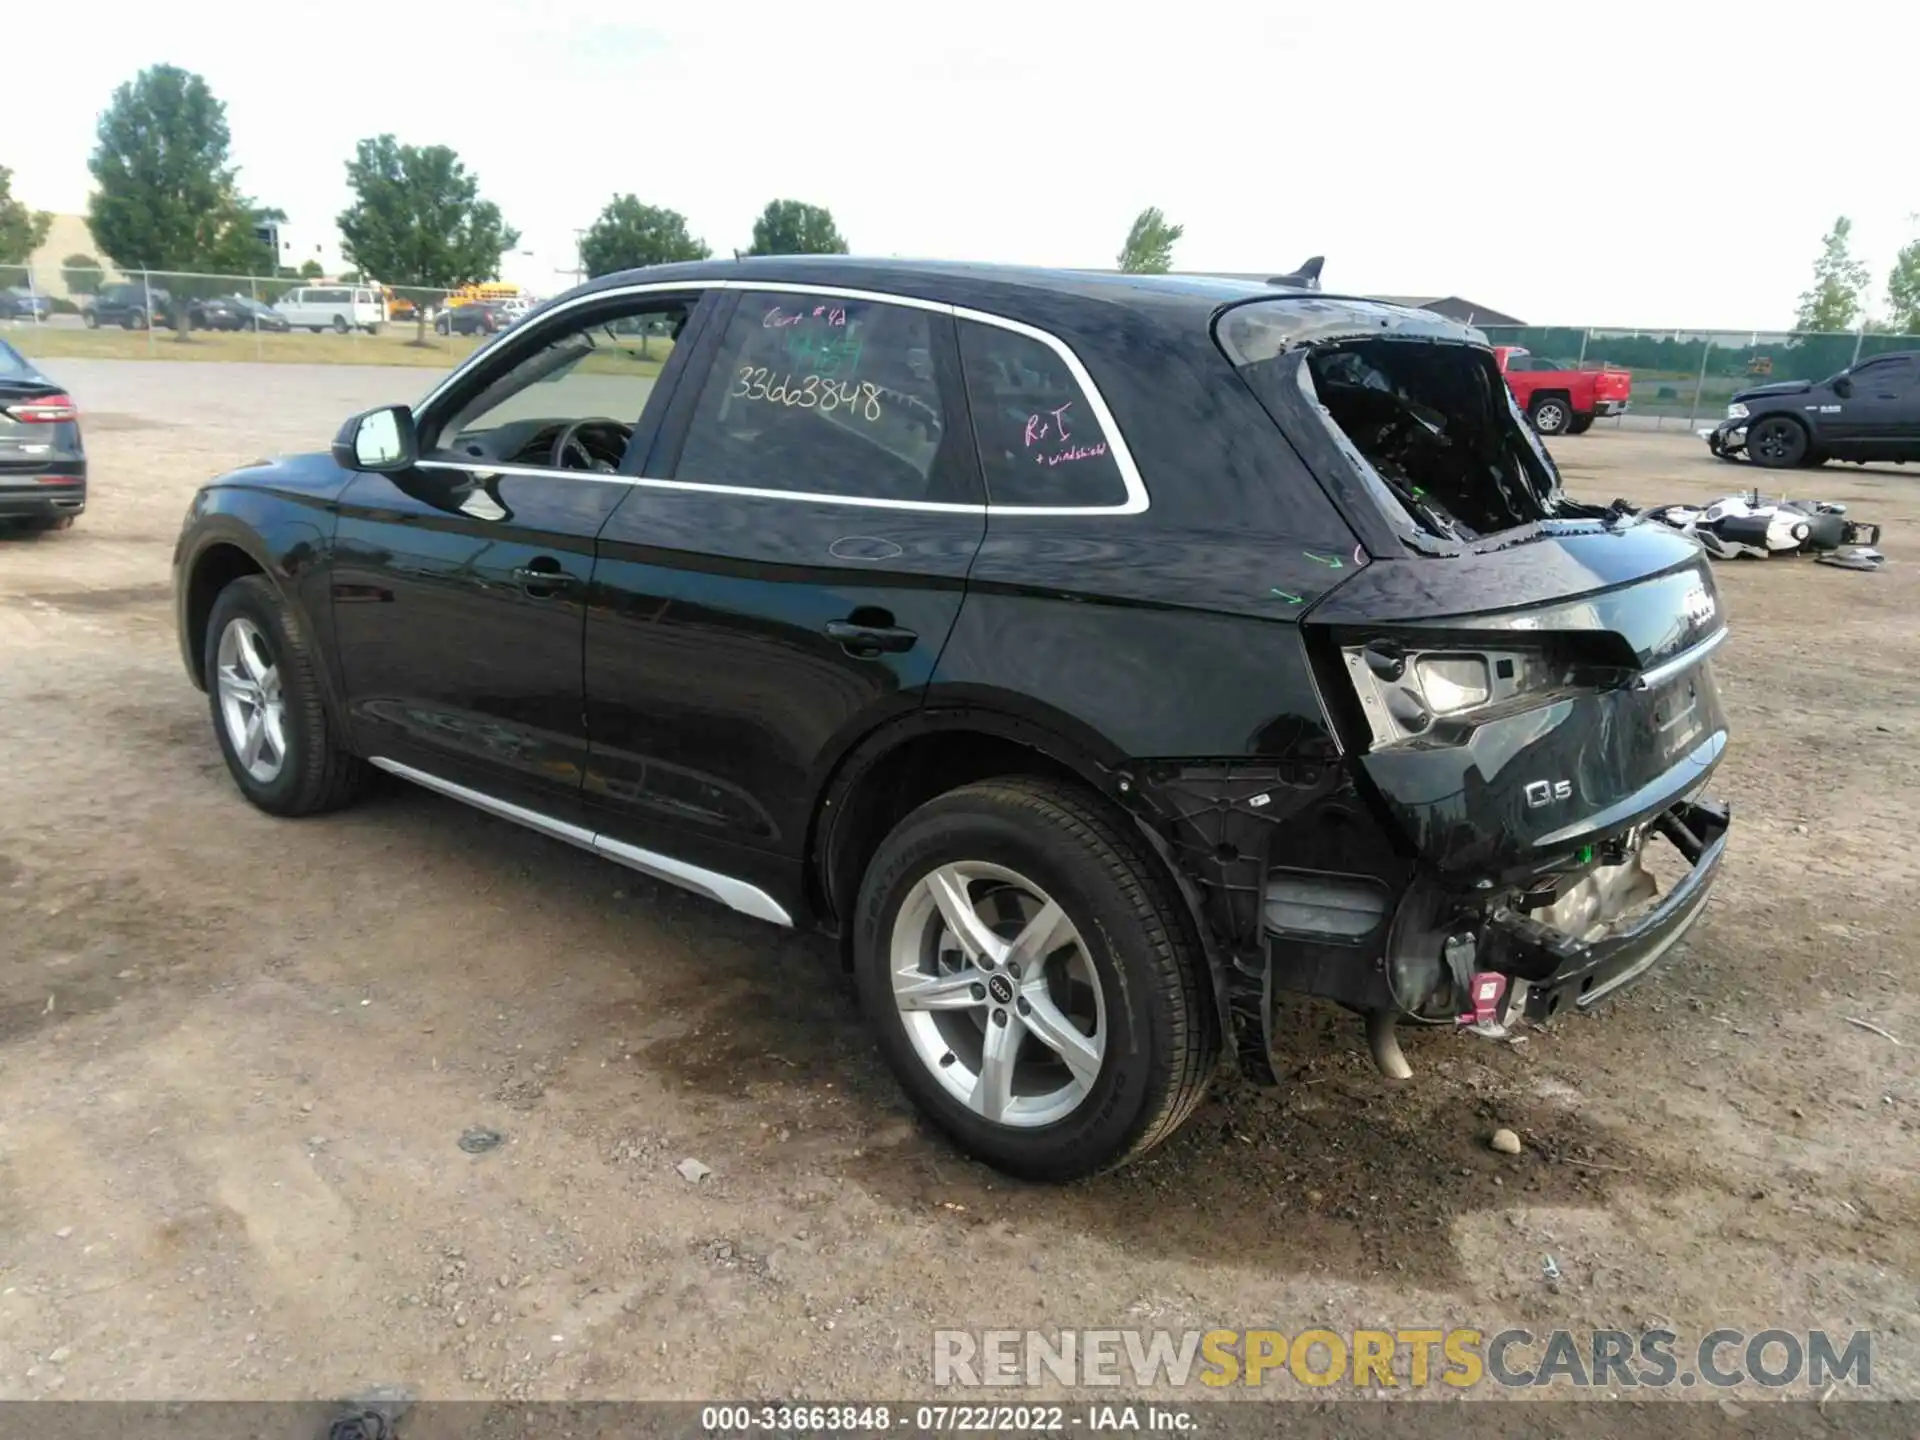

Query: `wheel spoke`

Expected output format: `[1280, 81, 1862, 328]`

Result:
[1018, 985, 1103, 1090]
[261, 708, 287, 765]
[239, 710, 266, 769]
[926, 865, 1007, 968]
[238, 626, 271, 684]
[216, 663, 261, 705]
[971, 1013, 1021, 1122]
[894, 964, 989, 1011]
[1005, 899, 1074, 974]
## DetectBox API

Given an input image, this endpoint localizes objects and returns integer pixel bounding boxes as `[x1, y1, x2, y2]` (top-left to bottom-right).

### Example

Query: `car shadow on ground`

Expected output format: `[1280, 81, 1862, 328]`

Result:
[338, 781, 1722, 1291]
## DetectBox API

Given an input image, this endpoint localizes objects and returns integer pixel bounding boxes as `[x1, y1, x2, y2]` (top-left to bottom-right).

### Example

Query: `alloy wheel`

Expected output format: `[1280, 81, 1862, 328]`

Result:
[215, 616, 288, 783]
[889, 861, 1107, 1128]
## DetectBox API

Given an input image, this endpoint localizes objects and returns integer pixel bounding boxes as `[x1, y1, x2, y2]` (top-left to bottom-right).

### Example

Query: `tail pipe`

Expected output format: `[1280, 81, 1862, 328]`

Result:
[1366, 1008, 1413, 1081]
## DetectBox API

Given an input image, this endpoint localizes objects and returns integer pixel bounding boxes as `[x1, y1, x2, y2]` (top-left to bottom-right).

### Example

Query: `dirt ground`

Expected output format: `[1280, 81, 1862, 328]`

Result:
[1, 361, 1915, 1411]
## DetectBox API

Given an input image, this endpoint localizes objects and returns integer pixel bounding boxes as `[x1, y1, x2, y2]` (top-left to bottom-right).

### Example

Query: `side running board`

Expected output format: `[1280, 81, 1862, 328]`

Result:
[368, 757, 794, 928]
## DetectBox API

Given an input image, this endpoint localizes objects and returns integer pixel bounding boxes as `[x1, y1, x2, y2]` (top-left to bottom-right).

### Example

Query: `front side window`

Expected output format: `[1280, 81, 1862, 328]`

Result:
[673, 292, 958, 503]
[1854, 357, 1916, 394]
[957, 320, 1129, 509]
[425, 296, 692, 471]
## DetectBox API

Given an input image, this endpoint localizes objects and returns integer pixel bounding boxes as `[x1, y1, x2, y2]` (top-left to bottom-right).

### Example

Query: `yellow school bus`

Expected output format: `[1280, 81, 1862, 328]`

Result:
[445, 282, 520, 310]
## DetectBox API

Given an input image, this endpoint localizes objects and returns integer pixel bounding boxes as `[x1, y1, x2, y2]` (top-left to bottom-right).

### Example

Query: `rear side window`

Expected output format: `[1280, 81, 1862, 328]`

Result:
[957, 321, 1129, 509]
[673, 292, 961, 503]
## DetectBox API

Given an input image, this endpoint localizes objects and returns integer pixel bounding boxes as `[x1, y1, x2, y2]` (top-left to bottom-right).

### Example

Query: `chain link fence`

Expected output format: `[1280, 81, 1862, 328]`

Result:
[0, 262, 521, 366]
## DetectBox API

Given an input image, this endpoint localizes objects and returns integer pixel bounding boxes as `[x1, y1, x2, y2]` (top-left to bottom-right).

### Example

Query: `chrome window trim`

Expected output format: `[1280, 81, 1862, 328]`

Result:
[370, 756, 794, 927]
[1630, 627, 1727, 691]
[410, 277, 1148, 517]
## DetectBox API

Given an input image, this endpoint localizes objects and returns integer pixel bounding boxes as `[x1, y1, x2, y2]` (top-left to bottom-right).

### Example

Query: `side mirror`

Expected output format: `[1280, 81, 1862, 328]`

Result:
[1833, 376, 1853, 399]
[332, 404, 417, 472]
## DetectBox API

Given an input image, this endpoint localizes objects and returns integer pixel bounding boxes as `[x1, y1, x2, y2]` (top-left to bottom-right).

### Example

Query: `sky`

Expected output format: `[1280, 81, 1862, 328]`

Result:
[5, 0, 1914, 331]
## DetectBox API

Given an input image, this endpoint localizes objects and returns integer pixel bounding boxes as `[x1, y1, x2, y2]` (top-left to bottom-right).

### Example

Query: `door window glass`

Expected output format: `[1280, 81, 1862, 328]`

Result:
[957, 320, 1129, 509]
[426, 297, 694, 471]
[673, 293, 956, 502]
[1855, 357, 1915, 394]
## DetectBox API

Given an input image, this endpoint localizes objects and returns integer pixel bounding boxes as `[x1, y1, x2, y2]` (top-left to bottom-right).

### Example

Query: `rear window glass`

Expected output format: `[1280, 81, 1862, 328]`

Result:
[957, 321, 1128, 509]
[0, 340, 31, 378]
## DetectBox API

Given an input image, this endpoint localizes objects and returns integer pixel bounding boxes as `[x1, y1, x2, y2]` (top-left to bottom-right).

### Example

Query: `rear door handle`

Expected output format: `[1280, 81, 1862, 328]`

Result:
[824, 619, 918, 656]
[512, 562, 576, 596]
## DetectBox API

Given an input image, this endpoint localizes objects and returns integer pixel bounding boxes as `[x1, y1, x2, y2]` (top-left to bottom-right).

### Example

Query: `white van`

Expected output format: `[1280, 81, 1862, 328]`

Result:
[277, 286, 385, 335]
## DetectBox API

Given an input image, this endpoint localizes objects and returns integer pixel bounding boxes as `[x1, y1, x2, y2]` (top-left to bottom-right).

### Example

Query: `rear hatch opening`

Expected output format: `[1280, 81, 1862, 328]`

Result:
[1306, 338, 1585, 545]
[1215, 295, 1616, 555]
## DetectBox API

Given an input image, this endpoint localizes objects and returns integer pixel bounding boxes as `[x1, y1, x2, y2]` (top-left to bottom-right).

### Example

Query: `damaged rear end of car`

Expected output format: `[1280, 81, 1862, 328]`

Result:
[1215, 294, 1731, 1078]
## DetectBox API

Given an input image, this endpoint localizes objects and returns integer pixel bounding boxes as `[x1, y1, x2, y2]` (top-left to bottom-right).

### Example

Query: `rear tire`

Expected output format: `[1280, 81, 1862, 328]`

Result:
[203, 575, 367, 818]
[1748, 415, 1810, 469]
[331, 315, 350, 334]
[852, 777, 1218, 1181]
[1529, 395, 1572, 435]
[365, 323, 382, 336]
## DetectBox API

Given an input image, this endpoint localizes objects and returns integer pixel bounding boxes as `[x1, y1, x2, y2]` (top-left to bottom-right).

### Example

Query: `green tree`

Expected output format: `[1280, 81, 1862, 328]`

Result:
[746, 199, 847, 257]
[0, 166, 52, 270]
[1794, 216, 1871, 333]
[579, 195, 709, 278]
[299, 258, 324, 279]
[62, 252, 104, 296]
[86, 66, 269, 338]
[336, 134, 519, 345]
[1886, 222, 1920, 336]
[1116, 206, 1183, 274]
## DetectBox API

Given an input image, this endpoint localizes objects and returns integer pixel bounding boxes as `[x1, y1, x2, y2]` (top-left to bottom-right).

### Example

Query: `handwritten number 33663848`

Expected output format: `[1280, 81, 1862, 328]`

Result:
[731, 365, 883, 422]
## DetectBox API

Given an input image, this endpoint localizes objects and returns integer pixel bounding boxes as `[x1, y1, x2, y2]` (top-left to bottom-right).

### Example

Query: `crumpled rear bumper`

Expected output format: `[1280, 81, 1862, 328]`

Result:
[1491, 799, 1730, 1020]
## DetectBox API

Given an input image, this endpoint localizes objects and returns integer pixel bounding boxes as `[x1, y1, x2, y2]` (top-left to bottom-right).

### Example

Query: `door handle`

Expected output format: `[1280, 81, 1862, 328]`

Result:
[512, 562, 576, 596]
[825, 619, 918, 656]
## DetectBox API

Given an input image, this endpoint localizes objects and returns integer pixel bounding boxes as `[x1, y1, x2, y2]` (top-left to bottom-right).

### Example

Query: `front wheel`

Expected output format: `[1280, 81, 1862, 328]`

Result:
[83, 311, 99, 329]
[1529, 395, 1572, 435]
[1748, 415, 1810, 468]
[204, 576, 367, 817]
[1567, 414, 1595, 435]
[853, 778, 1218, 1181]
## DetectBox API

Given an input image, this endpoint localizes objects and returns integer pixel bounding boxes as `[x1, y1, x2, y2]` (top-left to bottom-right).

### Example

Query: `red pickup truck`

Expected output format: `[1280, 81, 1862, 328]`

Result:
[1494, 346, 1632, 436]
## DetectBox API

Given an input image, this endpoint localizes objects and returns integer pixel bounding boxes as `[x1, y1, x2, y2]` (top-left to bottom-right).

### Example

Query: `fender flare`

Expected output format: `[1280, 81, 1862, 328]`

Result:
[177, 513, 349, 737]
